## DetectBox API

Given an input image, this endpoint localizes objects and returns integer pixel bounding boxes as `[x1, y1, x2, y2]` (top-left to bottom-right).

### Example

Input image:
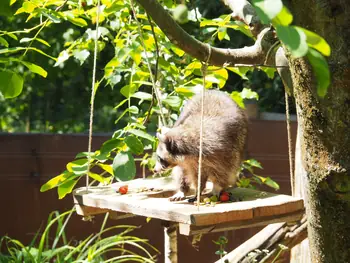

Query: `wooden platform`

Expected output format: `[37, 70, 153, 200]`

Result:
[73, 177, 304, 236]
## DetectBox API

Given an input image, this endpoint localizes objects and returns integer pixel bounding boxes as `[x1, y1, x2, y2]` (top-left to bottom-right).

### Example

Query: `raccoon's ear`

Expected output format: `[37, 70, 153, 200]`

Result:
[157, 132, 166, 142]
[165, 137, 183, 156]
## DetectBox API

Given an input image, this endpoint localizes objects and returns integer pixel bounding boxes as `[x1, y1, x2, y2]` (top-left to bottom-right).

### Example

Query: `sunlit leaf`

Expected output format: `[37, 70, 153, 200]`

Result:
[120, 84, 138, 98]
[21, 61, 48, 78]
[240, 88, 259, 100]
[127, 129, 155, 142]
[66, 158, 88, 175]
[58, 178, 79, 199]
[251, 0, 283, 24]
[40, 171, 74, 192]
[230, 91, 245, 109]
[276, 25, 308, 58]
[73, 49, 90, 65]
[0, 37, 9, 47]
[295, 26, 331, 57]
[226, 67, 250, 80]
[217, 27, 227, 41]
[20, 37, 51, 47]
[264, 177, 280, 190]
[307, 48, 330, 98]
[272, 6, 293, 26]
[0, 71, 23, 98]
[163, 96, 182, 109]
[113, 151, 136, 181]
[98, 163, 114, 175]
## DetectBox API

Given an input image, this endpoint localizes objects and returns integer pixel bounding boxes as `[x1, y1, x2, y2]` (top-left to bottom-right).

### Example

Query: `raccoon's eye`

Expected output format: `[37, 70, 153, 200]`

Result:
[157, 155, 169, 168]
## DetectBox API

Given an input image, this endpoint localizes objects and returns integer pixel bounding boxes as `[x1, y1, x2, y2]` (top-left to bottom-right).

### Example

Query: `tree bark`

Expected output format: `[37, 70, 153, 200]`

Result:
[287, 0, 350, 262]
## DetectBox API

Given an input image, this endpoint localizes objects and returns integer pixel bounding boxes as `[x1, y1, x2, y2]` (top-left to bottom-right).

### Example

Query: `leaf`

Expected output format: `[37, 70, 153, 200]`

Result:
[217, 27, 227, 41]
[40, 171, 74, 192]
[245, 159, 263, 169]
[0, 37, 9, 47]
[88, 172, 110, 183]
[230, 91, 245, 109]
[112, 151, 136, 181]
[127, 129, 155, 142]
[58, 178, 79, 199]
[208, 68, 229, 88]
[272, 6, 293, 26]
[66, 17, 87, 27]
[226, 67, 250, 80]
[252, 0, 283, 24]
[21, 61, 48, 78]
[66, 158, 88, 175]
[20, 37, 51, 47]
[98, 163, 114, 175]
[163, 96, 182, 109]
[0, 71, 24, 98]
[276, 25, 308, 58]
[240, 88, 259, 100]
[54, 50, 70, 67]
[73, 49, 90, 65]
[129, 106, 139, 114]
[295, 26, 331, 57]
[264, 177, 280, 190]
[0, 47, 56, 60]
[306, 48, 330, 98]
[120, 84, 138, 98]
[124, 136, 144, 155]
[99, 138, 122, 156]
[132, 91, 153, 101]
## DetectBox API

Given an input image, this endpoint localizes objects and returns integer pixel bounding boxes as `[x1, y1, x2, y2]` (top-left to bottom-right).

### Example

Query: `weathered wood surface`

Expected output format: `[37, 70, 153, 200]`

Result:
[73, 177, 304, 231]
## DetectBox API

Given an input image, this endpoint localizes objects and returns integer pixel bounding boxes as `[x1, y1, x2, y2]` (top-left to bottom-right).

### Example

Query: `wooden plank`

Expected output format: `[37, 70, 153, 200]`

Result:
[75, 204, 135, 220]
[73, 177, 304, 227]
[179, 210, 304, 236]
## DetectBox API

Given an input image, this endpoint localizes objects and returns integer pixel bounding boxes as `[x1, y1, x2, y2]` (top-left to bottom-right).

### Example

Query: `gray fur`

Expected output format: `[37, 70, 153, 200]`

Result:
[155, 90, 248, 201]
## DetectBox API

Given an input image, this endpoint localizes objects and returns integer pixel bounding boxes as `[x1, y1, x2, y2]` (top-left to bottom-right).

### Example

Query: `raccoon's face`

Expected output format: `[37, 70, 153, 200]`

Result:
[154, 127, 177, 173]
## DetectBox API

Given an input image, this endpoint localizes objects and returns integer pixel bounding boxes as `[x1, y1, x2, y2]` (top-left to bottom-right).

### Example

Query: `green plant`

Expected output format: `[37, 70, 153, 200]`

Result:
[0, 209, 159, 263]
[213, 235, 228, 261]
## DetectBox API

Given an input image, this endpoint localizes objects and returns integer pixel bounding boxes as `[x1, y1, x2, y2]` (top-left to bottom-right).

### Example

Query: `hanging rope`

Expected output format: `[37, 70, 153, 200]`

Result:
[129, 0, 166, 127]
[86, 0, 101, 191]
[196, 44, 212, 209]
[285, 91, 294, 196]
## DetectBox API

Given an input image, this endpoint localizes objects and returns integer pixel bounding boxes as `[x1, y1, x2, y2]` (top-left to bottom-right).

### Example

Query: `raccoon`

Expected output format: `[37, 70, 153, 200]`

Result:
[154, 89, 248, 202]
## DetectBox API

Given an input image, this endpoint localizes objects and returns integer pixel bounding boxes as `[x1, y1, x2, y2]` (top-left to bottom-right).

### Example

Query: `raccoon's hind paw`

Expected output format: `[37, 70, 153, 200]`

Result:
[169, 191, 186, 202]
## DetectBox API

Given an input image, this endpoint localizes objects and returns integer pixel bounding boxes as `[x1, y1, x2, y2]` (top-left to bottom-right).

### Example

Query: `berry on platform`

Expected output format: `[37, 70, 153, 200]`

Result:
[118, 185, 128, 195]
[220, 194, 229, 202]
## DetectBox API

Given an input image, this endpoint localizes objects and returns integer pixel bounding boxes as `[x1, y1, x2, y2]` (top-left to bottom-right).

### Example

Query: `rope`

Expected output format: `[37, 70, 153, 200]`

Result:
[129, 0, 166, 127]
[86, 0, 101, 190]
[285, 91, 294, 196]
[196, 44, 212, 209]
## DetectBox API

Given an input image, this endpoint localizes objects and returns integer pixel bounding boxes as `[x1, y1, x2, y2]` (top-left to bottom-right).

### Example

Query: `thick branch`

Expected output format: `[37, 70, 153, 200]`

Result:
[136, 0, 276, 66]
[217, 214, 307, 263]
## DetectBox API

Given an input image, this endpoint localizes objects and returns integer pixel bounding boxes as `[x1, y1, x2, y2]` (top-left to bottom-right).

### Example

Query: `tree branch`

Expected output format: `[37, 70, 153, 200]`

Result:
[216, 214, 307, 263]
[135, 0, 276, 66]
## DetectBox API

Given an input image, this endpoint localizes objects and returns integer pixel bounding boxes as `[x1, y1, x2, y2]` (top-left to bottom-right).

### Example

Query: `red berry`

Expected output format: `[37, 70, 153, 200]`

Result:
[221, 191, 229, 196]
[220, 194, 229, 202]
[119, 185, 128, 194]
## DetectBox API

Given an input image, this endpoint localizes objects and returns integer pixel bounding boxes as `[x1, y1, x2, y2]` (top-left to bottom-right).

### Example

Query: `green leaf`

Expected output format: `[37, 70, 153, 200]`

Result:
[276, 25, 308, 58]
[125, 136, 144, 155]
[208, 68, 229, 88]
[66, 16, 87, 27]
[88, 172, 110, 183]
[112, 151, 136, 181]
[0, 37, 9, 47]
[272, 6, 293, 26]
[252, 0, 283, 24]
[21, 61, 48, 78]
[73, 49, 90, 65]
[99, 138, 122, 157]
[120, 84, 138, 98]
[0, 71, 24, 98]
[240, 88, 259, 100]
[306, 48, 330, 98]
[98, 163, 114, 175]
[230, 91, 245, 109]
[129, 106, 139, 114]
[163, 96, 182, 109]
[66, 158, 88, 175]
[19, 37, 51, 47]
[132, 91, 153, 101]
[217, 27, 227, 41]
[0, 47, 57, 60]
[58, 178, 79, 199]
[40, 171, 74, 192]
[295, 26, 331, 57]
[0, 0, 13, 17]
[245, 159, 263, 169]
[264, 177, 280, 190]
[127, 129, 155, 142]
[226, 67, 250, 80]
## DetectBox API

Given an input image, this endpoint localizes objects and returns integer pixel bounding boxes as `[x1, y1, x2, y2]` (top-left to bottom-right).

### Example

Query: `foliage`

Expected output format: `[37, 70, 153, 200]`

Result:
[0, 209, 159, 262]
[0, 0, 330, 197]
[213, 236, 228, 260]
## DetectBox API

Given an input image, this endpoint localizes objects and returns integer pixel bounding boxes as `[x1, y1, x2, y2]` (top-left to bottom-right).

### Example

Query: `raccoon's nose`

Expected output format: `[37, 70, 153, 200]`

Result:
[154, 162, 162, 173]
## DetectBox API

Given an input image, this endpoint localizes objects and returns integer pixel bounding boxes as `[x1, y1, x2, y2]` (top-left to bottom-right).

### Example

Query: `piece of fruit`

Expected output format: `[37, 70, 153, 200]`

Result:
[220, 194, 229, 202]
[118, 185, 128, 194]
[204, 197, 211, 204]
[210, 195, 218, 202]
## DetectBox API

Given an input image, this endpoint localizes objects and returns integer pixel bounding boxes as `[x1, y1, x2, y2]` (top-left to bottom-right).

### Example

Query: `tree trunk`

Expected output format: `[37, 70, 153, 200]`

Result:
[287, 0, 350, 261]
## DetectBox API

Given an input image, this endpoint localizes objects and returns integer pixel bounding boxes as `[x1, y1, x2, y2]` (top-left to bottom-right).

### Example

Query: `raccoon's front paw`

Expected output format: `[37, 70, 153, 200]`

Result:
[169, 191, 186, 202]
